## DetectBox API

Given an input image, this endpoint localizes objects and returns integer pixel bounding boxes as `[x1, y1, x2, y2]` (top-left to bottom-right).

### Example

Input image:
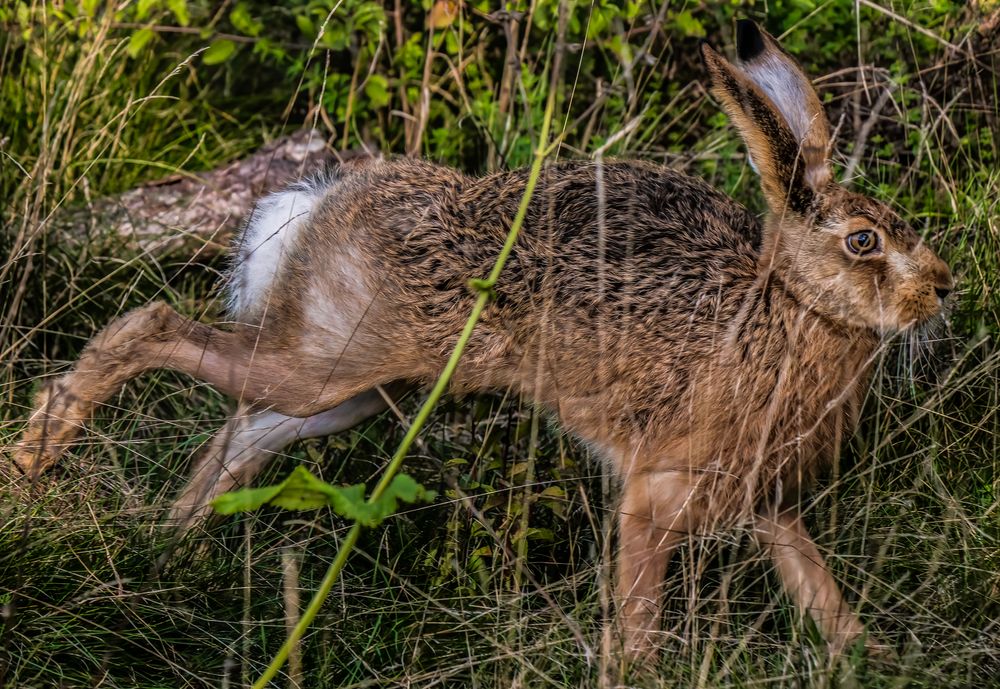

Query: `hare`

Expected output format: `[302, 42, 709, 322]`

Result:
[13, 20, 951, 661]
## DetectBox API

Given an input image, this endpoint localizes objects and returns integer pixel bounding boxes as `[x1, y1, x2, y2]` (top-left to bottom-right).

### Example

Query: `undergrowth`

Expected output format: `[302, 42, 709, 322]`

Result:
[1, 1, 998, 687]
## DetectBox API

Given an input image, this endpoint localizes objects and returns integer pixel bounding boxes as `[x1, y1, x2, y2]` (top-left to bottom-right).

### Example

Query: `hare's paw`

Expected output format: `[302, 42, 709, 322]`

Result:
[12, 379, 88, 475]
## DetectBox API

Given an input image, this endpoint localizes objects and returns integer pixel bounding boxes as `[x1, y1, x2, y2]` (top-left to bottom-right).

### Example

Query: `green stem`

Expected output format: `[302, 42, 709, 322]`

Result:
[251, 523, 360, 689]
[251, 87, 556, 689]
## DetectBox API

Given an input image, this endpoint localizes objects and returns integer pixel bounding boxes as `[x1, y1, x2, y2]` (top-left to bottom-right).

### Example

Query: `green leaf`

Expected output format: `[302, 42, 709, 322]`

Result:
[321, 25, 348, 50]
[127, 27, 155, 58]
[212, 465, 336, 514]
[268, 466, 341, 511]
[364, 74, 390, 108]
[166, 0, 189, 26]
[385, 473, 422, 503]
[230, 2, 263, 37]
[212, 467, 436, 529]
[513, 527, 555, 543]
[203, 39, 236, 65]
[211, 482, 286, 514]
[295, 13, 315, 39]
[136, 0, 159, 21]
[672, 10, 705, 38]
[337, 474, 436, 527]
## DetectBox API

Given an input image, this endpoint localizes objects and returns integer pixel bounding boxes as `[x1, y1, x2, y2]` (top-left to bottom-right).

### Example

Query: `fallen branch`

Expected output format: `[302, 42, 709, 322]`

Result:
[59, 130, 369, 257]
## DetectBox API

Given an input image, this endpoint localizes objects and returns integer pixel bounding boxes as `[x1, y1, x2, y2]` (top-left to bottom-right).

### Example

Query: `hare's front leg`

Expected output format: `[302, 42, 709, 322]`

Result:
[616, 471, 699, 662]
[754, 508, 876, 654]
[169, 384, 408, 531]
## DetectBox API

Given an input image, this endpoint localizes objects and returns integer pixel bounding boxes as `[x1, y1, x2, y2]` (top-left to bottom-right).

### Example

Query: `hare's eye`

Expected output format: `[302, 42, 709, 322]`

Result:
[846, 230, 879, 256]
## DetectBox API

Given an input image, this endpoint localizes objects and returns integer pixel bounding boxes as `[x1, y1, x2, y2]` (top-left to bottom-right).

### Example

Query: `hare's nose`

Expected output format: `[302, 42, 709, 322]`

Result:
[929, 258, 953, 301]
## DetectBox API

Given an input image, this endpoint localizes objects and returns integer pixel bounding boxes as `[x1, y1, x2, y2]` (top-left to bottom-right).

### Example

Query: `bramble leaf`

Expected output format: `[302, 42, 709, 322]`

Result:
[327, 473, 436, 527]
[211, 465, 332, 514]
[212, 467, 436, 528]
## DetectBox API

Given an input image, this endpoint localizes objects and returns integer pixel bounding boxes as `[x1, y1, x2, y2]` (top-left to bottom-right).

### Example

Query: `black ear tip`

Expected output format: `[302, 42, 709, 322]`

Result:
[735, 19, 765, 62]
[698, 39, 714, 65]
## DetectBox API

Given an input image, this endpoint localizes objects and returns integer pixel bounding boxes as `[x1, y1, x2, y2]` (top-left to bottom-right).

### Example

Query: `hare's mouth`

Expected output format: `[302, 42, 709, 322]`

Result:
[894, 304, 946, 332]
[879, 284, 952, 332]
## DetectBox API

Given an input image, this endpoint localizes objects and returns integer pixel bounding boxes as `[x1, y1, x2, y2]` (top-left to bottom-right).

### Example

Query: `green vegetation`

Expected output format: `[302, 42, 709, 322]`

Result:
[1, 1, 997, 687]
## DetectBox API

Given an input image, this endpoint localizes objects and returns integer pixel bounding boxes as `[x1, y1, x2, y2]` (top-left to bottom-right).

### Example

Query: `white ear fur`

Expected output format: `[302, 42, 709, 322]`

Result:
[702, 39, 820, 214]
[734, 20, 832, 191]
[740, 53, 825, 149]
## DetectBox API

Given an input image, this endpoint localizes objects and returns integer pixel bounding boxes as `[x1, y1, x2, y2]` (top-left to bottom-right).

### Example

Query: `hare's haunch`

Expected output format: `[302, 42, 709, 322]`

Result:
[13, 20, 951, 661]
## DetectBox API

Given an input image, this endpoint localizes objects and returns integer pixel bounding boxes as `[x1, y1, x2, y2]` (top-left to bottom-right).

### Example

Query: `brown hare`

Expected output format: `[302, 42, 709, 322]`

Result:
[13, 20, 952, 661]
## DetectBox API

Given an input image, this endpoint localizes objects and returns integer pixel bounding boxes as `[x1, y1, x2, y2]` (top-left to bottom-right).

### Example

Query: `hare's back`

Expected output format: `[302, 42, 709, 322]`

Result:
[369, 160, 762, 330]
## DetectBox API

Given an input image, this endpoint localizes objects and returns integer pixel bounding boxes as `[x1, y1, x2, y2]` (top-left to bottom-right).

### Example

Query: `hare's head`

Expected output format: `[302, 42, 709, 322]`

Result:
[701, 20, 952, 332]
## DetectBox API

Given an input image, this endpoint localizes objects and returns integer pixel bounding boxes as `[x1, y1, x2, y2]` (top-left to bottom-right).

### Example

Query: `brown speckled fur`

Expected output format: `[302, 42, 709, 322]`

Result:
[13, 21, 951, 663]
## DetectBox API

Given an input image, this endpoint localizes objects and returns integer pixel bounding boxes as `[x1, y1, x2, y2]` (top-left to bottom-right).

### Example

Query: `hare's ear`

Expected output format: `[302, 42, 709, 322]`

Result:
[700, 20, 832, 216]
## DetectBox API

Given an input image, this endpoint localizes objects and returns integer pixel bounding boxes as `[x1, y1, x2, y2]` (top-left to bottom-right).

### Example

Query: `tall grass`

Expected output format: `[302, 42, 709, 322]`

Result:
[1, 2, 998, 687]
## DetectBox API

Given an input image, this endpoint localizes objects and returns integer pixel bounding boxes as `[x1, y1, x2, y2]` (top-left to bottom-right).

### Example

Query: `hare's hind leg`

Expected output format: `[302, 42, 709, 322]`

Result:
[168, 384, 406, 531]
[14, 302, 211, 475]
[12, 301, 375, 476]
